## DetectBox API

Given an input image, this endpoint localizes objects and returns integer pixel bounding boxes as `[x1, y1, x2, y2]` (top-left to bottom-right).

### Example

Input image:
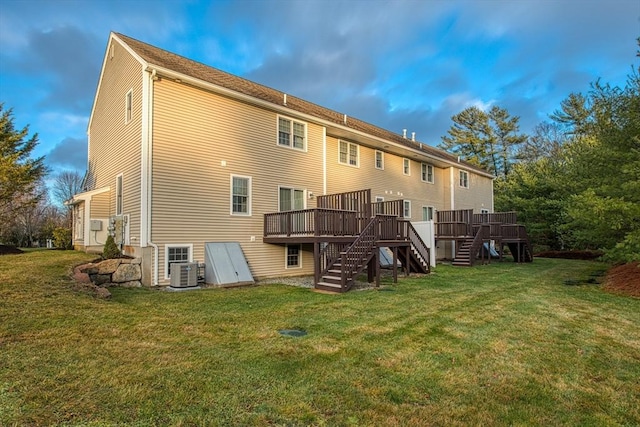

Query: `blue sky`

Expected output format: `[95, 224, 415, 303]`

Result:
[0, 0, 638, 182]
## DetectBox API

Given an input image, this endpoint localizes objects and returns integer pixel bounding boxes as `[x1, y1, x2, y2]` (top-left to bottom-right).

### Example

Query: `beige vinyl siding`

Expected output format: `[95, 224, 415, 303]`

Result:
[91, 191, 110, 218]
[454, 169, 494, 212]
[151, 79, 324, 284]
[88, 39, 143, 249]
[326, 136, 450, 216]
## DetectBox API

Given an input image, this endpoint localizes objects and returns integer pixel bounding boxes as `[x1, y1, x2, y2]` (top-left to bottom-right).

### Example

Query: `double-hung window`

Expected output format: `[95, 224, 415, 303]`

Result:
[125, 90, 132, 124]
[278, 116, 306, 150]
[339, 141, 359, 166]
[403, 158, 410, 175]
[231, 175, 251, 215]
[375, 150, 384, 170]
[421, 163, 434, 183]
[403, 200, 411, 218]
[115, 174, 123, 215]
[459, 170, 469, 188]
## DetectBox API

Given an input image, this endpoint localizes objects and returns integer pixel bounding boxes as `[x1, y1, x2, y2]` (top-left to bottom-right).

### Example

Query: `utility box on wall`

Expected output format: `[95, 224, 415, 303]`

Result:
[90, 220, 102, 231]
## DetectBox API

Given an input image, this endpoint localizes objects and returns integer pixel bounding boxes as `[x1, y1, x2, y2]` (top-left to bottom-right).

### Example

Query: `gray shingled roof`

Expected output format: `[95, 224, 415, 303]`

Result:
[115, 32, 491, 176]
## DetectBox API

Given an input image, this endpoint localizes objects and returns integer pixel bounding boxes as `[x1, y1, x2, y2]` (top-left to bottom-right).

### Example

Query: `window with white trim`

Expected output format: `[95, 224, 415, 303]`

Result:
[403, 158, 410, 175]
[421, 163, 434, 183]
[125, 90, 132, 124]
[165, 244, 192, 279]
[231, 175, 251, 215]
[278, 116, 306, 150]
[375, 150, 384, 170]
[339, 140, 359, 166]
[403, 200, 411, 218]
[422, 206, 434, 221]
[286, 244, 301, 268]
[459, 170, 469, 188]
[115, 174, 123, 215]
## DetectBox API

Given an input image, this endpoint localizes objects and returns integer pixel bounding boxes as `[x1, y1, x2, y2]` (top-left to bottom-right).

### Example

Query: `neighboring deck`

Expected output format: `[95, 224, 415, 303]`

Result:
[435, 209, 533, 265]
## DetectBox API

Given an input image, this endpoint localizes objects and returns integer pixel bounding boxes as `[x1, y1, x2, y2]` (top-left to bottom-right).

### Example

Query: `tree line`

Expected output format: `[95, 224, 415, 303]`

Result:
[440, 63, 639, 263]
[1, 104, 82, 248]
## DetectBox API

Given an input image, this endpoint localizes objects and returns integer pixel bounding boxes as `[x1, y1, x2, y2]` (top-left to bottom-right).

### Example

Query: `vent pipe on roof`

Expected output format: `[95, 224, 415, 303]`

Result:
[343, 114, 347, 124]
[457, 156, 461, 162]
[411, 132, 416, 142]
[402, 129, 407, 138]
[283, 93, 287, 106]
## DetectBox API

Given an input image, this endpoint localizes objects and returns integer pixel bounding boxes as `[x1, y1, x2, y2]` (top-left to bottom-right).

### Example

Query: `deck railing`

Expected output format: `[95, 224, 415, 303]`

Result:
[371, 200, 404, 217]
[340, 216, 379, 290]
[473, 212, 517, 225]
[264, 208, 359, 237]
[318, 189, 372, 219]
[501, 224, 529, 241]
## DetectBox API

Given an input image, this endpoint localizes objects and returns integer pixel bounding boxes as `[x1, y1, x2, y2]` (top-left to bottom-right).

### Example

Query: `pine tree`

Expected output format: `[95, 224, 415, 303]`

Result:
[0, 104, 47, 236]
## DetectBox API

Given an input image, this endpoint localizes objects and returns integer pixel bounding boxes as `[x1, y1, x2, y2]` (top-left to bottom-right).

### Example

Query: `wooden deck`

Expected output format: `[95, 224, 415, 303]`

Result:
[263, 190, 429, 292]
[435, 209, 533, 265]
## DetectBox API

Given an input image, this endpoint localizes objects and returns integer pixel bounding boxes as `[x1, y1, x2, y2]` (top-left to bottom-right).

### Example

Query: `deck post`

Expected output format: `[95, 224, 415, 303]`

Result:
[314, 242, 320, 285]
[367, 256, 374, 283]
[392, 246, 398, 284]
[405, 245, 410, 276]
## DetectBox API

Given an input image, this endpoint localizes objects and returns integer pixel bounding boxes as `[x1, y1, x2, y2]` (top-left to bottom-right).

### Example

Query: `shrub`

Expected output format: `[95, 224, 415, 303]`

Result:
[52, 227, 72, 249]
[102, 235, 121, 259]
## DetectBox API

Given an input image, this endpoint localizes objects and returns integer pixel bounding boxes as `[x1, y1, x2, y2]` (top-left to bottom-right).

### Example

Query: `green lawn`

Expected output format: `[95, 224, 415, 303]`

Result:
[1, 250, 639, 426]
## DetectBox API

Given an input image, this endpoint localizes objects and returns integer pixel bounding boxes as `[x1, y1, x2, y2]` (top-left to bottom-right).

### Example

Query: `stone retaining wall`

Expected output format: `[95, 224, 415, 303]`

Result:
[74, 258, 143, 291]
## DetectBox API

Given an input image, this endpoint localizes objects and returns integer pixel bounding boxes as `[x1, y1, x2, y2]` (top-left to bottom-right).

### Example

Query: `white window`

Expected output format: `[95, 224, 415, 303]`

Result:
[403, 200, 411, 218]
[115, 174, 123, 215]
[422, 206, 434, 221]
[375, 150, 384, 170]
[421, 163, 434, 183]
[125, 90, 132, 124]
[459, 170, 469, 188]
[231, 175, 251, 215]
[286, 244, 301, 268]
[278, 116, 306, 150]
[165, 244, 192, 279]
[403, 158, 410, 175]
[339, 140, 359, 167]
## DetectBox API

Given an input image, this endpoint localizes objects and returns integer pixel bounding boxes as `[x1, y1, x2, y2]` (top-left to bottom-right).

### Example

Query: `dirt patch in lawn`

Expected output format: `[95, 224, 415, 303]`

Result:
[603, 262, 640, 298]
[535, 250, 603, 260]
[0, 245, 24, 255]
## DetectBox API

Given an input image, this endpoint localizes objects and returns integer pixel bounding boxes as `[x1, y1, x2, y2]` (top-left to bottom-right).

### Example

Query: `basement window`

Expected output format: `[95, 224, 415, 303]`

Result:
[165, 244, 192, 279]
[286, 244, 301, 268]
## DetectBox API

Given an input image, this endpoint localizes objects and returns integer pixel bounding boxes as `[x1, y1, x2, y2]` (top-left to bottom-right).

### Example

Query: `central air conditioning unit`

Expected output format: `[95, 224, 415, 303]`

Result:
[170, 262, 198, 288]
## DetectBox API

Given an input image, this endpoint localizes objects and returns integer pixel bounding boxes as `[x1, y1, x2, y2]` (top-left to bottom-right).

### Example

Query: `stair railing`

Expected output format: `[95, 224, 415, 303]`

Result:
[403, 220, 431, 272]
[468, 224, 489, 265]
[340, 216, 380, 291]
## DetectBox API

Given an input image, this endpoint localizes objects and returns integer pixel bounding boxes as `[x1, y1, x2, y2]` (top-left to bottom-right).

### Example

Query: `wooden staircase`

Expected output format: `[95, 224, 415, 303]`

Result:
[316, 217, 430, 293]
[452, 237, 475, 266]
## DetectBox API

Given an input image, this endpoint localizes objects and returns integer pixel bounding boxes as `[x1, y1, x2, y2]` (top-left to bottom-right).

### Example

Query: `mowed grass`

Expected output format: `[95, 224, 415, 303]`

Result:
[1, 251, 639, 426]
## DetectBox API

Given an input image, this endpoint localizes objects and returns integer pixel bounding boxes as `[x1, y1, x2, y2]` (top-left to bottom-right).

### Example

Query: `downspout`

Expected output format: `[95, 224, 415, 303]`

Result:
[450, 167, 456, 259]
[144, 68, 159, 285]
[322, 126, 327, 195]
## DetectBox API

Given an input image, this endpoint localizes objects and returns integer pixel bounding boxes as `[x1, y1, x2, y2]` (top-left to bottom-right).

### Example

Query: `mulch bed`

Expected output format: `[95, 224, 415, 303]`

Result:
[535, 250, 603, 260]
[603, 262, 640, 298]
[0, 245, 24, 255]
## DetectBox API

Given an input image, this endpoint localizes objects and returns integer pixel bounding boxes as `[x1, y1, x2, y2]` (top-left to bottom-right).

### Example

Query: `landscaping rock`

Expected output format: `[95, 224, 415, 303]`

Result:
[93, 274, 112, 286]
[118, 280, 142, 288]
[79, 263, 99, 275]
[112, 263, 141, 282]
[97, 259, 122, 274]
[95, 287, 112, 299]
